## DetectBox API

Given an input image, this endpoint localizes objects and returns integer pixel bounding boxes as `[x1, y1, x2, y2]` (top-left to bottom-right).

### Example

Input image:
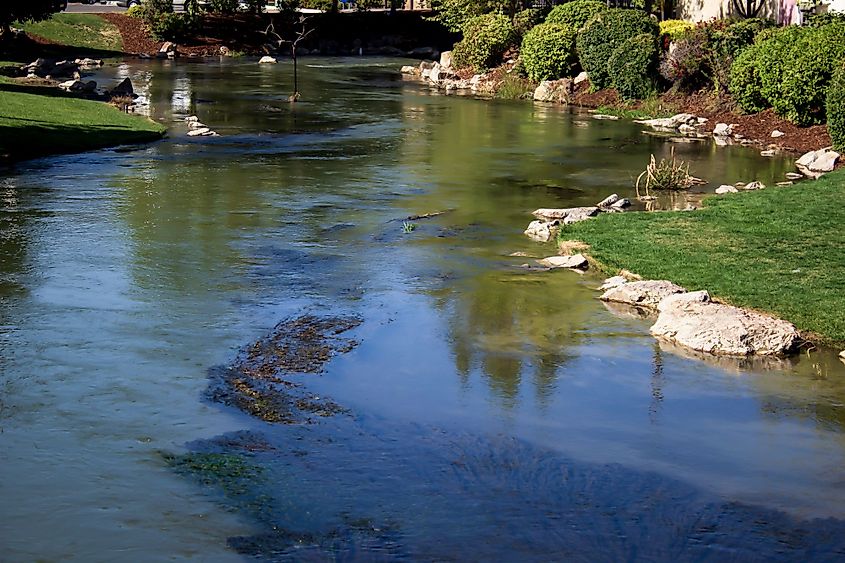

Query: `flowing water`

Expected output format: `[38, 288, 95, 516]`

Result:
[2, 58, 845, 562]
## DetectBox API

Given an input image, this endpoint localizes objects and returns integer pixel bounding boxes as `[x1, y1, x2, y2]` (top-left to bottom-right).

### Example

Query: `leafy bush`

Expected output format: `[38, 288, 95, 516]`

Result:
[827, 64, 845, 150]
[520, 22, 578, 82]
[807, 12, 845, 27]
[207, 0, 239, 13]
[513, 8, 544, 38]
[126, 4, 145, 18]
[576, 8, 659, 90]
[545, 0, 606, 31]
[730, 23, 845, 125]
[661, 18, 772, 93]
[302, 0, 333, 9]
[146, 0, 174, 14]
[608, 33, 658, 100]
[451, 13, 516, 73]
[429, 0, 502, 33]
[659, 19, 693, 40]
[149, 12, 197, 42]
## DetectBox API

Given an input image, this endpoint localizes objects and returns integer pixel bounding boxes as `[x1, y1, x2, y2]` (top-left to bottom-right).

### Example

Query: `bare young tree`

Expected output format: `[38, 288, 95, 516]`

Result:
[263, 16, 315, 102]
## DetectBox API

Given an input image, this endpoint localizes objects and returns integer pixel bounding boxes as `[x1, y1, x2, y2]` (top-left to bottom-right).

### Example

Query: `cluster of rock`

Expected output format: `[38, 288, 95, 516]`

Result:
[400, 51, 499, 95]
[600, 277, 801, 356]
[20, 57, 102, 80]
[637, 113, 840, 179]
[524, 194, 630, 242]
[185, 115, 219, 137]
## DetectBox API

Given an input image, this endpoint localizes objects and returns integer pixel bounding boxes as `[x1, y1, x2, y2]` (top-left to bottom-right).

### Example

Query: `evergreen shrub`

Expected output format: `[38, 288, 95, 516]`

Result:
[608, 33, 658, 99]
[451, 13, 517, 72]
[546, 0, 606, 30]
[520, 22, 578, 82]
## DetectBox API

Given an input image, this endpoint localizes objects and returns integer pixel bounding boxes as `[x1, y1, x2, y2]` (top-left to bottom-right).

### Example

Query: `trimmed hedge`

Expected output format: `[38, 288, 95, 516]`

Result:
[520, 22, 578, 82]
[576, 9, 659, 90]
[730, 23, 845, 125]
[608, 33, 658, 100]
[545, 0, 606, 31]
[452, 13, 517, 73]
[828, 64, 845, 150]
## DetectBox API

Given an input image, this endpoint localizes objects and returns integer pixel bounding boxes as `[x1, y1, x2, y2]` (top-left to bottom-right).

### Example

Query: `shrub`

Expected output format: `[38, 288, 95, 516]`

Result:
[576, 9, 659, 90]
[208, 0, 239, 13]
[513, 8, 544, 38]
[730, 23, 845, 125]
[520, 22, 578, 82]
[146, 0, 174, 14]
[659, 19, 693, 41]
[149, 12, 197, 42]
[451, 13, 516, 72]
[126, 4, 145, 18]
[545, 0, 606, 31]
[302, 0, 333, 9]
[807, 12, 845, 27]
[712, 17, 773, 58]
[827, 64, 845, 150]
[429, 0, 497, 33]
[779, 23, 845, 125]
[608, 33, 658, 100]
[495, 73, 534, 99]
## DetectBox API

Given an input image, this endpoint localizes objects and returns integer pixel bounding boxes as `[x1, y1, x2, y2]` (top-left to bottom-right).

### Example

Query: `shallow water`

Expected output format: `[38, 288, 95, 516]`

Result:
[1, 57, 844, 561]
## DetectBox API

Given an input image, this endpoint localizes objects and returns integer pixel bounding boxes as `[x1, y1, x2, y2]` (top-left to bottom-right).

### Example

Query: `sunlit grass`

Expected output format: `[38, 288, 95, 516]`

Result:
[565, 172, 845, 344]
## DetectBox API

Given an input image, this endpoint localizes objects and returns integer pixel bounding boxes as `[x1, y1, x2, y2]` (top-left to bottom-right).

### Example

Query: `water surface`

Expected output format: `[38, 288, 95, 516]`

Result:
[1, 57, 844, 561]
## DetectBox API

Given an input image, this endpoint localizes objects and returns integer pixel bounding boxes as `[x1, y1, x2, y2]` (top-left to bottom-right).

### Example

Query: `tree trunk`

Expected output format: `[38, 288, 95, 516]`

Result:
[331, 0, 339, 13]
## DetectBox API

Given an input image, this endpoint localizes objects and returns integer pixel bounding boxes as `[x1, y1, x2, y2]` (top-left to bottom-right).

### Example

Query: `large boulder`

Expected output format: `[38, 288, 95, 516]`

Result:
[536, 254, 588, 269]
[600, 280, 686, 308]
[650, 291, 801, 356]
[635, 113, 698, 131]
[796, 148, 840, 178]
[259, 56, 277, 64]
[532, 79, 573, 103]
[439, 50, 453, 69]
[532, 206, 599, 224]
[108, 77, 134, 97]
[524, 220, 559, 242]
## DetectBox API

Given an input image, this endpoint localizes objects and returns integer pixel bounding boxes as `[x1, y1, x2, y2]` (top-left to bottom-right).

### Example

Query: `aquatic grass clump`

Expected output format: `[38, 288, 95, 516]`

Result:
[635, 149, 700, 198]
[402, 221, 417, 233]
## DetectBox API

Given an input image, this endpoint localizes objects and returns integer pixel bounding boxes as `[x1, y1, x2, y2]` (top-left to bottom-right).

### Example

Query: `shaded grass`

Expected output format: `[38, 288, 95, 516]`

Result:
[0, 78, 165, 162]
[595, 96, 678, 120]
[17, 14, 123, 53]
[565, 173, 845, 344]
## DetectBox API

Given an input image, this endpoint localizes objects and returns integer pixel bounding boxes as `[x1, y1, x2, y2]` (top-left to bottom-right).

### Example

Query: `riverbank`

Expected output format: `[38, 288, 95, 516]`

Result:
[0, 77, 165, 163]
[563, 169, 845, 345]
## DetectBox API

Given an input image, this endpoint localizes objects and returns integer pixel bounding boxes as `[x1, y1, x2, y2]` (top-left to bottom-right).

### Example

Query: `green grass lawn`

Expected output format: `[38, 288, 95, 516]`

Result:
[565, 173, 845, 344]
[17, 13, 123, 53]
[0, 78, 165, 162]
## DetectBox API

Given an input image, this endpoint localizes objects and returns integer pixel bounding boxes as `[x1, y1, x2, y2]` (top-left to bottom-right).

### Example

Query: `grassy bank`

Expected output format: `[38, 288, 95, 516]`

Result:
[17, 13, 123, 53]
[565, 172, 845, 344]
[0, 79, 165, 163]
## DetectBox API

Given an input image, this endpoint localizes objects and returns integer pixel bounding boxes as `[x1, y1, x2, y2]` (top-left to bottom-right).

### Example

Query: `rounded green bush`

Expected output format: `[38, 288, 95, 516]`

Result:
[545, 0, 606, 31]
[576, 9, 659, 90]
[827, 64, 845, 150]
[731, 23, 845, 125]
[607, 33, 658, 100]
[451, 13, 517, 73]
[513, 8, 544, 38]
[520, 22, 578, 82]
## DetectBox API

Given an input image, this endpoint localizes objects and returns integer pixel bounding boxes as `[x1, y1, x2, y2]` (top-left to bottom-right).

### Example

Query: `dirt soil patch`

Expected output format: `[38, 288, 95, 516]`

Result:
[208, 315, 362, 424]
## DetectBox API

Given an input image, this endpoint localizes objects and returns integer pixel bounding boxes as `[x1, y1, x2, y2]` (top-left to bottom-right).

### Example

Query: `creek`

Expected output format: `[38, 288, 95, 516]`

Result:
[1, 57, 844, 561]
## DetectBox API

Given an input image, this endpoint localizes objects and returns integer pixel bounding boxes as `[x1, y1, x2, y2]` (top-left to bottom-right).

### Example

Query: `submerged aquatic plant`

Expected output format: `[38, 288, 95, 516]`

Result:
[635, 149, 703, 199]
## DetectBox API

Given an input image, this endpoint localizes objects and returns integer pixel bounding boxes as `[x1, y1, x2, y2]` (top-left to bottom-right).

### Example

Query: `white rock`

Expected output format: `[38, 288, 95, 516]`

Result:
[743, 181, 766, 190]
[598, 276, 628, 291]
[610, 198, 631, 210]
[259, 56, 277, 64]
[771, 130, 785, 138]
[596, 194, 620, 208]
[187, 121, 207, 129]
[185, 115, 199, 122]
[532, 206, 600, 224]
[439, 50, 452, 69]
[715, 185, 739, 194]
[592, 114, 620, 120]
[536, 254, 588, 270]
[635, 113, 697, 130]
[650, 291, 801, 356]
[796, 148, 840, 176]
[524, 220, 558, 242]
[574, 71, 589, 85]
[400, 65, 418, 75]
[600, 280, 687, 309]
[187, 128, 211, 136]
[776, 181, 794, 186]
[785, 172, 803, 180]
[713, 123, 733, 136]
[760, 150, 776, 157]
[533, 79, 572, 102]
[840, 350, 845, 361]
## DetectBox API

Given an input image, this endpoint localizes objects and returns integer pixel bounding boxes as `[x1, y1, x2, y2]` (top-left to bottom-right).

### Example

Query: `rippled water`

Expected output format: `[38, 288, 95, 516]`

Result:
[1, 57, 844, 561]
